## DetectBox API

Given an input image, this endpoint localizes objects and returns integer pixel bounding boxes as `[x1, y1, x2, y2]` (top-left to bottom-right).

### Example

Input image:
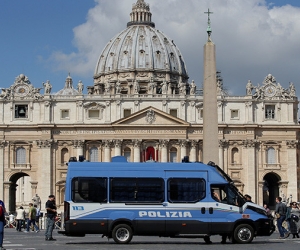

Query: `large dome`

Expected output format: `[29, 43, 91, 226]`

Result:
[93, 0, 189, 95]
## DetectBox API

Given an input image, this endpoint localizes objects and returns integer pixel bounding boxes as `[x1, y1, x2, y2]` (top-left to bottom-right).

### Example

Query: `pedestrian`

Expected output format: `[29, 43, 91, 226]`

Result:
[290, 202, 300, 238]
[15, 206, 25, 232]
[0, 199, 6, 250]
[45, 194, 57, 241]
[263, 204, 271, 216]
[34, 204, 40, 228]
[285, 202, 292, 234]
[24, 203, 39, 233]
[275, 196, 288, 239]
[244, 194, 252, 202]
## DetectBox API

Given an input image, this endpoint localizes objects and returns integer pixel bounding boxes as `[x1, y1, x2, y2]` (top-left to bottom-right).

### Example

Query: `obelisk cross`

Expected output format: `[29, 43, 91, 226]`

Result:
[204, 9, 213, 38]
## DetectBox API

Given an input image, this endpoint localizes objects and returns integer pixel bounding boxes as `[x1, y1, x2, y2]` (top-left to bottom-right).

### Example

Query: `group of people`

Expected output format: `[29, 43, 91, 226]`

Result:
[275, 196, 300, 239]
[16, 203, 40, 232]
[0, 194, 58, 249]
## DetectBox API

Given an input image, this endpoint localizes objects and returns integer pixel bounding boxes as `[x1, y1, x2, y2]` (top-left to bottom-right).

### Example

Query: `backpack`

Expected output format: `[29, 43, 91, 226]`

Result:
[0, 205, 3, 217]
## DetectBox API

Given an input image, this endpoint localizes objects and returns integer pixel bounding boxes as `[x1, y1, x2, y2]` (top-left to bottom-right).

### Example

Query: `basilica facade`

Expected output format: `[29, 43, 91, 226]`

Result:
[0, 0, 299, 212]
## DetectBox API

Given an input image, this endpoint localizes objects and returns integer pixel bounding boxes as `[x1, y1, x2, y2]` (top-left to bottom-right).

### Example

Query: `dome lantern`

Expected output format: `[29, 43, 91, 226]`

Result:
[127, 0, 155, 28]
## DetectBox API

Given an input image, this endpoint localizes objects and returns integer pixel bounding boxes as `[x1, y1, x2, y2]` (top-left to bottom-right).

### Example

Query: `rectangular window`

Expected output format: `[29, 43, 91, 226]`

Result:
[170, 109, 177, 118]
[265, 105, 275, 119]
[71, 177, 107, 203]
[88, 110, 100, 119]
[61, 109, 70, 119]
[110, 178, 164, 203]
[231, 109, 239, 119]
[124, 109, 131, 118]
[168, 178, 206, 203]
[15, 105, 28, 119]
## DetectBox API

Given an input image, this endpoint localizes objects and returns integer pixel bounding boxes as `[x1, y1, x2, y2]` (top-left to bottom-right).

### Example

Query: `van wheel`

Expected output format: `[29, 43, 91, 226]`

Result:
[112, 224, 133, 244]
[233, 224, 254, 244]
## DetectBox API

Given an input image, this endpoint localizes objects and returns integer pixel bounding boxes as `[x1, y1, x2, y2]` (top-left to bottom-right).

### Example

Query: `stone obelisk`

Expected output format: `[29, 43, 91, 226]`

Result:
[203, 9, 219, 165]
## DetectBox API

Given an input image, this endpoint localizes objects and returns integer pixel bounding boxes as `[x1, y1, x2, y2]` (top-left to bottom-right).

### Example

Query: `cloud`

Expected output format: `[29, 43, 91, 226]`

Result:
[47, 0, 300, 96]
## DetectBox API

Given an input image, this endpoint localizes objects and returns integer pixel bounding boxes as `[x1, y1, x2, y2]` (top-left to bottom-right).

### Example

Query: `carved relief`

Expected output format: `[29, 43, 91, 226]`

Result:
[252, 74, 295, 100]
[159, 140, 169, 148]
[243, 139, 259, 148]
[286, 140, 298, 149]
[36, 140, 53, 148]
[219, 139, 229, 148]
[145, 109, 156, 124]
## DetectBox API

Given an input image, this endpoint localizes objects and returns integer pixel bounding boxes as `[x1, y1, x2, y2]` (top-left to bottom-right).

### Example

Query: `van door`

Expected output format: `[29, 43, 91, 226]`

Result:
[165, 171, 209, 235]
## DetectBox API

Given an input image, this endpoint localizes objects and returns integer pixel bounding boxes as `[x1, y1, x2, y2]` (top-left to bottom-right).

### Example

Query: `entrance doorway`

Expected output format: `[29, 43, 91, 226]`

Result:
[9, 173, 31, 213]
[145, 146, 155, 161]
[263, 173, 280, 210]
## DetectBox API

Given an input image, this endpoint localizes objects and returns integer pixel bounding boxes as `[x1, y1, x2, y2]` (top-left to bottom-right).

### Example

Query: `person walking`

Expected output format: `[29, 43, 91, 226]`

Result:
[15, 206, 25, 232]
[275, 196, 288, 239]
[290, 202, 300, 238]
[45, 194, 57, 241]
[24, 203, 39, 233]
[0, 199, 6, 250]
[34, 205, 40, 229]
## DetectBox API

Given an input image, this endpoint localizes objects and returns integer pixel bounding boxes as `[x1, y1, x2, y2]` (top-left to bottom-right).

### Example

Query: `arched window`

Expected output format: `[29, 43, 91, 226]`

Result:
[124, 147, 131, 162]
[170, 147, 177, 162]
[267, 147, 276, 164]
[89, 147, 98, 162]
[61, 148, 69, 164]
[231, 148, 239, 164]
[16, 147, 26, 164]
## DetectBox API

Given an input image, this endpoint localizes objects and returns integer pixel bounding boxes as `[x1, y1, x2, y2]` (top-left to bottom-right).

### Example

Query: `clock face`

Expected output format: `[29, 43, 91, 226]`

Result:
[14, 84, 29, 97]
[264, 85, 276, 97]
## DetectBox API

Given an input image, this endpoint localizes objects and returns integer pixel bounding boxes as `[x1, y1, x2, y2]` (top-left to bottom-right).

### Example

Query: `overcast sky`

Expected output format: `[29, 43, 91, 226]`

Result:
[0, 0, 299, 99]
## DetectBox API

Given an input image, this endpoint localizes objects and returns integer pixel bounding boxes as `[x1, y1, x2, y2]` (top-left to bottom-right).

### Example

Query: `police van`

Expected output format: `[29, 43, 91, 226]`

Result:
[58, 156, 274, 244]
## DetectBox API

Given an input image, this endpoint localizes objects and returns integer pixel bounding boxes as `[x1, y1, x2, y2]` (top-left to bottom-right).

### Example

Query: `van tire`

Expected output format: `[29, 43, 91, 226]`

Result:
[112, 224, 133, 244]
[233, 224, 254, 244]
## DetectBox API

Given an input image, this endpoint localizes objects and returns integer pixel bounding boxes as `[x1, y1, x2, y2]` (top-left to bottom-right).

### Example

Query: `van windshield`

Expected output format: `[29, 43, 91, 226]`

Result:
[211, 184, 246, 207]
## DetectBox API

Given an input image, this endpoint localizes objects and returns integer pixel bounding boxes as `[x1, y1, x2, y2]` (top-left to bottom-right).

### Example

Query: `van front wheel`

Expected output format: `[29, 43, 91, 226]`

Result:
[112, 224, 133, 244]
[233, 224, 254, 244]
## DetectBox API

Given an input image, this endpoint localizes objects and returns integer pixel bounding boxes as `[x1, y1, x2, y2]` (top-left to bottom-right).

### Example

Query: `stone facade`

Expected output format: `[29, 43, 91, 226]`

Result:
[0, 0, 299, 212]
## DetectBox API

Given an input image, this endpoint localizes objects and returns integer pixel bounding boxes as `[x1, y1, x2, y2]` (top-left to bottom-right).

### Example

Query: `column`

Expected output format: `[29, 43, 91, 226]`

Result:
[179, 140, 188, 161]
[258, 182, 264, 206]
[3, 182, 11, 213]
[0, 141, 6, 197]
[154, 143, 159, 162]
[245, 101, 253, 123]
[105, 101, 111, 123]
[133, 140, 142, 162]
[30, 181, 38, 198]
[77, 101, 84, 123]
[243, 139, 257, 200]
[44, 101, 51, 123]
[190, 140, 198, 162]
[73, 140, 84, 159]
[37, 140, 53, 205]
[103, 140, 111, 162]
[218, 139, 228, 169]
[160, 140, 169, 163]
[114, 140, 122, 156]
[286, 140, 298, 197]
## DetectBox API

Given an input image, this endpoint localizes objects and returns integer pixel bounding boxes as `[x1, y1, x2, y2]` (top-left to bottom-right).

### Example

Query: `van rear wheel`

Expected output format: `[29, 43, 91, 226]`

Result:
[112, 224, 133, 244]
[233, 224, 254, 244]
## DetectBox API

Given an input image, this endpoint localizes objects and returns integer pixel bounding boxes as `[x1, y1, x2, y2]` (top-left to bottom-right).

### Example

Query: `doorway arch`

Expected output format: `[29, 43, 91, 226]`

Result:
[263, 172, 281, 210]
[8, 172, 30, 213]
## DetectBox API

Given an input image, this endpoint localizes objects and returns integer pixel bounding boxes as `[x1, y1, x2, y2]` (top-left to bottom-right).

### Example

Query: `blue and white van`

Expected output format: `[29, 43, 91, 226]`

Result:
[58, 157, 274, 244]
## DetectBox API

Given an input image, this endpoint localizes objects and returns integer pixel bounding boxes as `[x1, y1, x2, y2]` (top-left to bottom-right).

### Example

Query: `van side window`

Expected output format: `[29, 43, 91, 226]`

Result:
[71, 177, 107, 203]
[110, 178, 164, 203]
[168, 178, 206, 203]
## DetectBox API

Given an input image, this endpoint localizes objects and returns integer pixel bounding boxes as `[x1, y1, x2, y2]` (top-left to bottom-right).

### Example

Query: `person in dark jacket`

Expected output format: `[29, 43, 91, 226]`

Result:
[275, 197, 288, 239]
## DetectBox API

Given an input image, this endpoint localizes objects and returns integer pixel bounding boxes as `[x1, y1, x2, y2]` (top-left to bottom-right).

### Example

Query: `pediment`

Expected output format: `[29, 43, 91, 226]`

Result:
[112, 106, 190, 126]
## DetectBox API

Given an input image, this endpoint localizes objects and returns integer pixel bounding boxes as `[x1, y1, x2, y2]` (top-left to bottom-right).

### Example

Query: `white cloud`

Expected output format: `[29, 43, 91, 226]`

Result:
[47, 0, 300, 96]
